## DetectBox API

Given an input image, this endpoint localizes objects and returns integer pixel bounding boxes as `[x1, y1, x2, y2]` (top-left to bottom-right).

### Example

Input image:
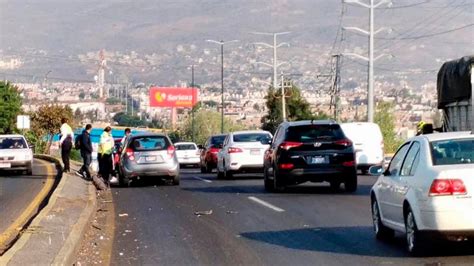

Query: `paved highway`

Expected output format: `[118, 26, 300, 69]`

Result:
[112, 168, 474, 265]
[0, 159, 56, 235]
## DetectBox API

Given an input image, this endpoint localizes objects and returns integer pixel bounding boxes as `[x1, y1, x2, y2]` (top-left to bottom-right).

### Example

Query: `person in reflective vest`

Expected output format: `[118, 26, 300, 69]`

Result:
[98, 126, 114, 184]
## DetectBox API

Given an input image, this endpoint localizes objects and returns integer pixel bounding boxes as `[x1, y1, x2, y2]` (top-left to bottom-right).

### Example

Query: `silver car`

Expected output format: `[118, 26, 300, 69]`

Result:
[0, 134, 33, 175]
[118, 133, 180, 186]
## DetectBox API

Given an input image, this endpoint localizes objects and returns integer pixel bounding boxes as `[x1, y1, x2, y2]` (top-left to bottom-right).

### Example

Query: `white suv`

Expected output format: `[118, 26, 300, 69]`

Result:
[216, 130, 272, 179]
[0, 134, 34, 175]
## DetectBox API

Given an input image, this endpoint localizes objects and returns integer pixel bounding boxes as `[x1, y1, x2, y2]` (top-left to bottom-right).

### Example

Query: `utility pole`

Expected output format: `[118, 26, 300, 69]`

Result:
[330, 54, 342, 121]
[343, 0, 391, 122]
[207, 39, 238, 133]
[125, 83, 129, 113]
[191, 64, 195, 142]
[281, 72, 287, 122]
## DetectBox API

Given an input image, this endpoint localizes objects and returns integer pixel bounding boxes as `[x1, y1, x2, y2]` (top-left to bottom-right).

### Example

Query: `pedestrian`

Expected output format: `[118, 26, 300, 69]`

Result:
[76, 124, 93, 180]
[59, 117, 74, 173]
[121, 127, 132, 146]
[98, 126, 114, 184]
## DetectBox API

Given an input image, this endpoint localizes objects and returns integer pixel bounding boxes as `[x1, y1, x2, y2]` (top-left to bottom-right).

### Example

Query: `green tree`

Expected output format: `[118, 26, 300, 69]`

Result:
[0, 81, 22, 133]
[180, 110, 245, 145]
[374, 102, 403, 153]
[261, 83, 328, 133]
[30, 104, 74, 154]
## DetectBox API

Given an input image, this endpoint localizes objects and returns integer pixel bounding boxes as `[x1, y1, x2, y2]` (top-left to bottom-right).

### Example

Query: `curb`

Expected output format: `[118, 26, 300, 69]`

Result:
[0, 155, 98, 266]
[0, 155, 60, 255]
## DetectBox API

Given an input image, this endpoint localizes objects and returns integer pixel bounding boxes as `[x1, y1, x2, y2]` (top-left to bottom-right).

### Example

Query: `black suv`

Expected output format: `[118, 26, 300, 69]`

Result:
[263, 120, 357, 192]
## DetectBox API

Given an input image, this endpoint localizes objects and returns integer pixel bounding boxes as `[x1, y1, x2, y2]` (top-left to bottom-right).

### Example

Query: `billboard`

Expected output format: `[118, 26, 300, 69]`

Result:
[149, 87, 198, 108]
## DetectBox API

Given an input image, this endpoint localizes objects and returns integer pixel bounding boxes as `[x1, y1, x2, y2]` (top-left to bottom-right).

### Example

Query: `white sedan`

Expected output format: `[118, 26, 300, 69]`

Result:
[0, 134, 34, 175]
[217, 130, 272, 179]
[369, 132, 474, 255]
[174, 142, 200, 167]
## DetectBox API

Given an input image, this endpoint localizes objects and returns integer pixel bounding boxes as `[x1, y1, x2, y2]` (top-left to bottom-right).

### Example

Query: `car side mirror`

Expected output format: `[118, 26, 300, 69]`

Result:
[198, 144, 203, 149]
[368, 165, 384, 176]
[218, 144, 223, 149]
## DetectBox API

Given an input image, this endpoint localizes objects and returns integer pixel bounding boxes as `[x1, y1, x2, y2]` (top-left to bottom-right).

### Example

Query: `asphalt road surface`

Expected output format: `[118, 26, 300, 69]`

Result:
[0, 159, 56, 234]
[112, 168, 474, 266]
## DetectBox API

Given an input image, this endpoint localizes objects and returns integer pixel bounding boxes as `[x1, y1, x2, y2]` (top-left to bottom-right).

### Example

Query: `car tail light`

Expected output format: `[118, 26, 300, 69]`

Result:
[279, 163, 294, 170]
[279, 141, 303, 150]
[343, 160, 355, 167]
[167, 145, 175, 158]
[196, 150, 200, 156]
[126, 148, 135, 161]
[210, 147, 219, 154]
[335, 139, 353, 147]
[228, 147, 243, 153]
[429, 179, 467, 196]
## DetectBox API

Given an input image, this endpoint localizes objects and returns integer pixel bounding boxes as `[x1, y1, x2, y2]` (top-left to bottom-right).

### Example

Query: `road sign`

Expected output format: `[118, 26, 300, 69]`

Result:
[16, 115, 30, 130]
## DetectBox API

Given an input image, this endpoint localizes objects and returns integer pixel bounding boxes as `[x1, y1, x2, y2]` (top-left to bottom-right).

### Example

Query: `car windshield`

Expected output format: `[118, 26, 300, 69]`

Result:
[129, 136, 169, 151]
[431, 138, 474, 165]
[287, 125, 345, 143]
[176, 144, 196, 150]
[233, 133, 271, 144]
[0, 137, 27, 149]
[210, 136, 226, 148]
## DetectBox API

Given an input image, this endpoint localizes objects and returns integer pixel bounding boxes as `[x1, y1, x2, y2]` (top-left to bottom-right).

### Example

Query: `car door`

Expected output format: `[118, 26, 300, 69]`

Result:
[391, 141, 421, 225]
[221, 135, 230, 171]
[379, 142, 412, 224]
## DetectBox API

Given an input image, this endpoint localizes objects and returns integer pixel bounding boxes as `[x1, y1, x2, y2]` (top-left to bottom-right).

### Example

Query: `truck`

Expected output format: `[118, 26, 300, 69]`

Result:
[437, 55, 473, 132]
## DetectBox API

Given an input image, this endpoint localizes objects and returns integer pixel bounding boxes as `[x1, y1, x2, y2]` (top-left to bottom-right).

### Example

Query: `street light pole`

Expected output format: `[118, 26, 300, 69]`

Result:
[207, 39, 238, 133]
[191, 64, 195, 142]
[343, 0, 391, 122]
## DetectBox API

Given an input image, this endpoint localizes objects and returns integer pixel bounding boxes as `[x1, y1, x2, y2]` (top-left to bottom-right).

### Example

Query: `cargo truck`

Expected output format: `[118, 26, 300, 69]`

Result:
[437, 56, 473, 131]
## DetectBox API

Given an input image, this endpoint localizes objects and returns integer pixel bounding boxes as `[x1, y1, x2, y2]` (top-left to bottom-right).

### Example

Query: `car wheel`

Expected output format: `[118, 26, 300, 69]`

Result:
[172, 175, 180, 186]
[405, 207, 424, 256]
[216, 164, 224, 179]
[329, 181, 341, 191]
[224, 168, 233, 179]
[345, 172, 358, 192]
[200, 163, 206, 173]
[372, 199, 395, 240]
[264, 166, 275, 192]
[273, 168, 285, 192]
[205, 162, 212, 173]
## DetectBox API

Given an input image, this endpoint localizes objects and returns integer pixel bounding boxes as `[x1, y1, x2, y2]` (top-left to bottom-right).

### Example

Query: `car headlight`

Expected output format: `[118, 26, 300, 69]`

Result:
[24, 153, 32, 160]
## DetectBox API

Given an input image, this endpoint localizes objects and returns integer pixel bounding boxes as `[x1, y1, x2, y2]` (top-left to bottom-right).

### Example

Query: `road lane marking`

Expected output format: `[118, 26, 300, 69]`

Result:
[248, 196, 285, 212]
[193, 176, 212, 183]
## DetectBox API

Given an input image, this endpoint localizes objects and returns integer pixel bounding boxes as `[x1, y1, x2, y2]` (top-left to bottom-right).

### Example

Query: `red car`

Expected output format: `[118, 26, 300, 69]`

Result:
[199, 134, 227, 173]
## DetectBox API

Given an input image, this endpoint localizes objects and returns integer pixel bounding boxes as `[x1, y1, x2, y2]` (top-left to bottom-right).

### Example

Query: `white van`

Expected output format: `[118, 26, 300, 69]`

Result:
[340, 122, 384, 174]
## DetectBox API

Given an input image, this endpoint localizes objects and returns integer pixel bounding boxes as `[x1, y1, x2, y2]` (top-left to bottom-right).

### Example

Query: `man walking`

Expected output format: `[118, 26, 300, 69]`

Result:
[98, 126, 114, 184]
[121, 127, 132, 146]
[76, 124, 93, 180]
[59, 118, 74, 173]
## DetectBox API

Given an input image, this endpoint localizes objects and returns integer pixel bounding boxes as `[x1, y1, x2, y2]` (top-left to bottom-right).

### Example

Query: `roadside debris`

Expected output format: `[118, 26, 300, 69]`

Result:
[194, 210, 213, 216]
[118, 213, 129, 217]
[226, 210, 239, 214]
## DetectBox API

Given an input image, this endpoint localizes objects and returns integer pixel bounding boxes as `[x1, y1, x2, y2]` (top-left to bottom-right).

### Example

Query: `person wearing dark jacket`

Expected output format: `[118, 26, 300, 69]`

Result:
[76, 124, 93, 180]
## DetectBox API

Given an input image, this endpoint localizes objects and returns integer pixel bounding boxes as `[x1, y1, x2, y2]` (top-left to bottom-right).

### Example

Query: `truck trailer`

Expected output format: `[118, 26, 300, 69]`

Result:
[437, 56, 473, 132]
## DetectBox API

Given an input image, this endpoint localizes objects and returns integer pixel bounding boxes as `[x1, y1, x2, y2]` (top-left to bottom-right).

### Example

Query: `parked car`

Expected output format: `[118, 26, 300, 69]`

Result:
[341, 122, 384, 174]
[216, 130, 272, 179]
[118, 133, 179, 186]
[174, 142, 200, 167]
[263, 120, 357, 192]
[369, 132, 474, 255]
[0, 134, 33, 175]
[199, 134, 227, 173]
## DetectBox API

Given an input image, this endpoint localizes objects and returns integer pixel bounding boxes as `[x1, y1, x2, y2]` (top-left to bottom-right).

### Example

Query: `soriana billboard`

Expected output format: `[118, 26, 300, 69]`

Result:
[149, 87, 198, 108]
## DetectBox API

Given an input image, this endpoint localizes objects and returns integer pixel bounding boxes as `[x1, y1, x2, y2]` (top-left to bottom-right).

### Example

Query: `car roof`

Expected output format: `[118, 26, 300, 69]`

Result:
[414, 131, 473, 142]
[210, 134, 227, 138]
[174, 142, 197, 145]
[282, 120, 338, 127]
[231, 130, 271, 135]
[0, 134, 26, 138]
[129, 133, 167, 138]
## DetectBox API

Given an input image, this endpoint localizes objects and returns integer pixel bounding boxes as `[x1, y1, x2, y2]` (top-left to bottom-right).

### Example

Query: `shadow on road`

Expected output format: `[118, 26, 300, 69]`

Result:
[240, 226, 474, 258]
[183, 184, 373, 196]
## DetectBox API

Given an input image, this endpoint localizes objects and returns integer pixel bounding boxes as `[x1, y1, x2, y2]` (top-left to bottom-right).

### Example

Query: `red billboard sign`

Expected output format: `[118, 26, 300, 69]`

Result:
[149, 87, 198, 108]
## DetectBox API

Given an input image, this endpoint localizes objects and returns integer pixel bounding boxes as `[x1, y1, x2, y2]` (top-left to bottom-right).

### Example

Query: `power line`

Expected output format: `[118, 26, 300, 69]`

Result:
[378, 23, 474, 40]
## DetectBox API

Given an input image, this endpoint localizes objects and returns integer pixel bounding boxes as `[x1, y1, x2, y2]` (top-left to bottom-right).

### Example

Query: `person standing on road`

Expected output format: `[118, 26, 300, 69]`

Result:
[59, 117, 74, 173]
[98, 126, 114, 184]
[121, 127, 132, 146]
[76, 124, 93, 180]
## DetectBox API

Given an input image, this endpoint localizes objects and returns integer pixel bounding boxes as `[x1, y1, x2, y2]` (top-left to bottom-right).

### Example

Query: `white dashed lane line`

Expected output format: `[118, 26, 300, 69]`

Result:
[193, 176, 213, 183]
[248, 196, 285, 212]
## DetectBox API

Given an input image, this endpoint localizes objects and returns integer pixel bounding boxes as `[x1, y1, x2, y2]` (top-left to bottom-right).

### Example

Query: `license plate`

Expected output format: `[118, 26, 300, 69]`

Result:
[250, 149, 260, 155]
[0, 162, 11, 168]
[146, 156, 157, 162]
[310, 156, 327, 164]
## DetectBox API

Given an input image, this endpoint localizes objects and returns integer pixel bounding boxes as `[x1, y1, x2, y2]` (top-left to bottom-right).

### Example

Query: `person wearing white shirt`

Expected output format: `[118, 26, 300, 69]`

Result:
[59, 117, 74, 172]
